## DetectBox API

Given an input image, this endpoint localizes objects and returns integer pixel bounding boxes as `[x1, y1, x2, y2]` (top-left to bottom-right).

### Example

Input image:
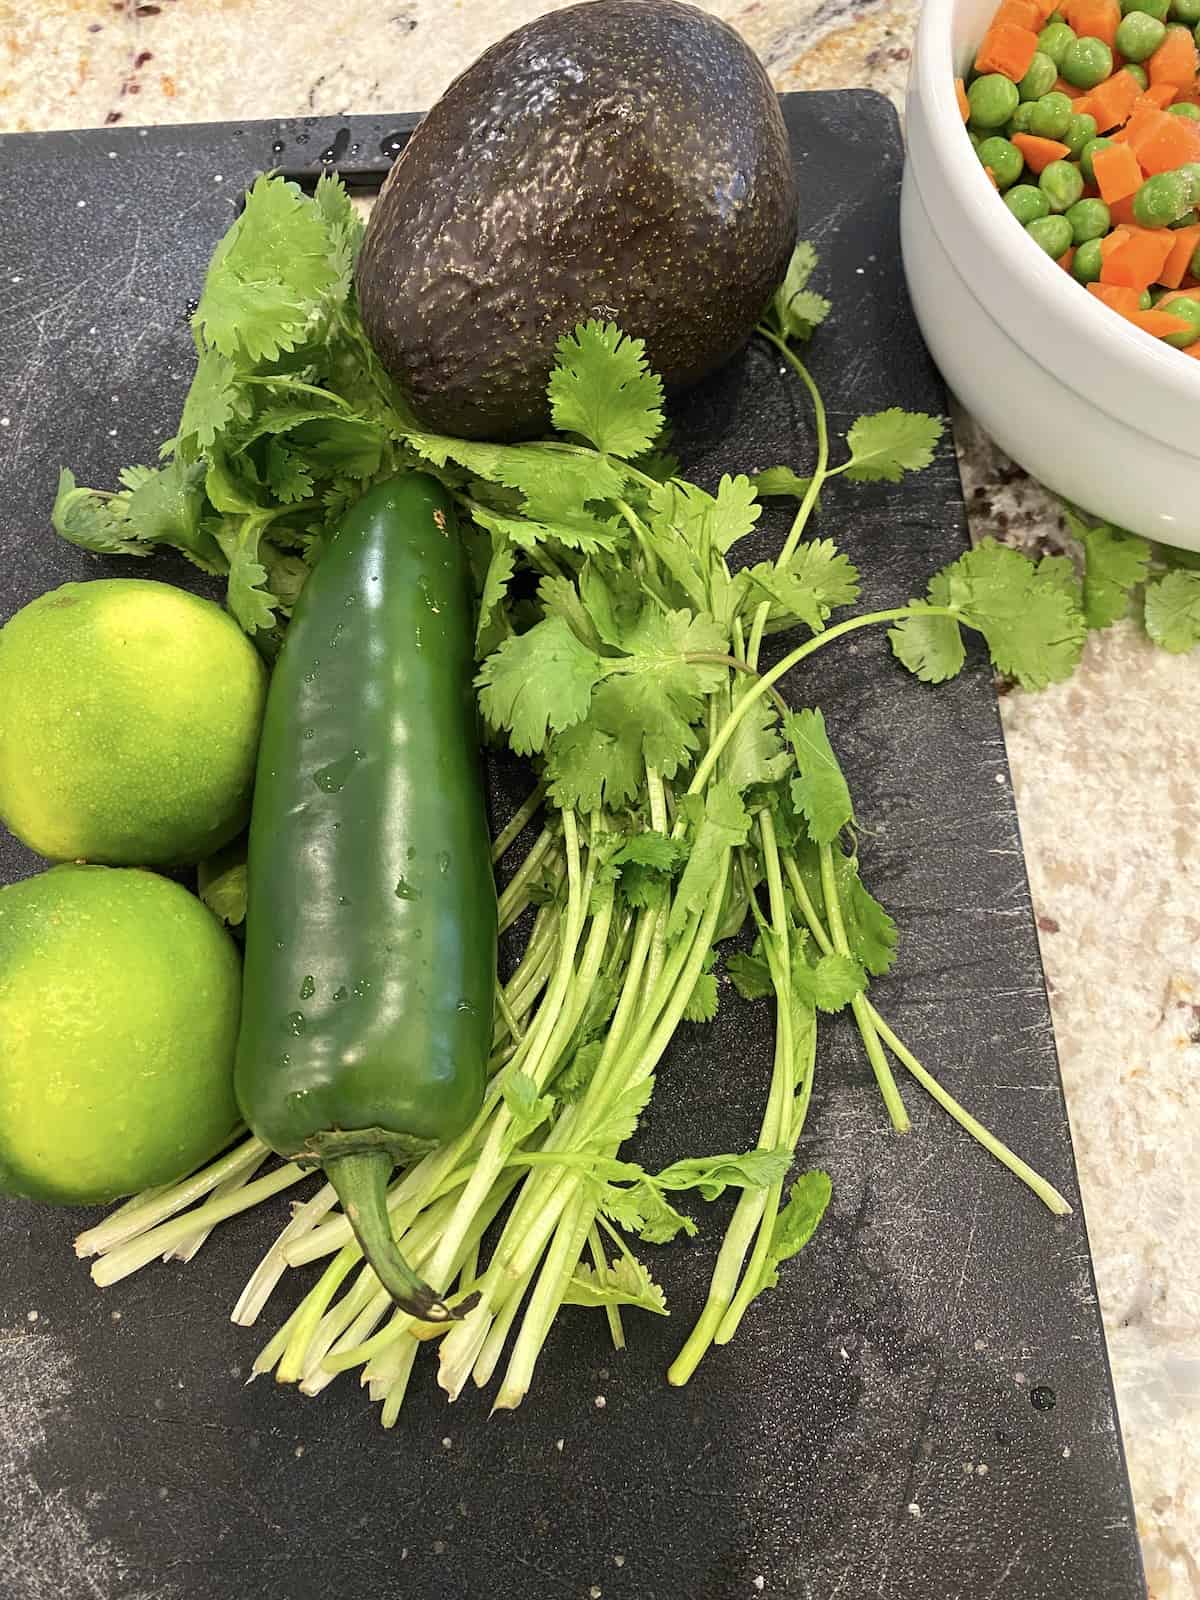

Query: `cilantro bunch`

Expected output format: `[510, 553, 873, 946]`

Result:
[70, 178, 1087, 1418]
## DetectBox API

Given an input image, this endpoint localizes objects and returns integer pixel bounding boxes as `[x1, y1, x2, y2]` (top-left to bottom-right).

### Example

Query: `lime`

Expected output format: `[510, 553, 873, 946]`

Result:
[0, 864, 242, 1204]
[0, 579, 267, 866]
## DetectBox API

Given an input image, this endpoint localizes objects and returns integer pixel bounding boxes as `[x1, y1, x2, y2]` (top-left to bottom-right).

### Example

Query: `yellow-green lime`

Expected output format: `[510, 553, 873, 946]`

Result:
[0, 579, 267, 865]
[0, 864, 242, 1204]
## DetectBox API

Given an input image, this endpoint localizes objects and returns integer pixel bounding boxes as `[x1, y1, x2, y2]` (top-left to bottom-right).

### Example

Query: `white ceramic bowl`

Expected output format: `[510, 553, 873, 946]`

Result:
[902, 0, 1200, 550]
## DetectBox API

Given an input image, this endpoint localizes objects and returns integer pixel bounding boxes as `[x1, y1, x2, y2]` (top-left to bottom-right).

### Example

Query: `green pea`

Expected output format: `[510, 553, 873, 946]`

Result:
[1046, 8, 1066, 21]
[977, 136, 1025, 189]
[1192, 241, 1200, 278]
[1061, 36, 1113, 87]
[1010, 102, 1039, 135]
[1120, 0, 1170, 19]
[1064, 111, 1099, 157]
[1006, 183, 1052, 223]
[1019, 50, 1060, 100]
[1172, 207, 1200, 225]
[1123, 63, 1151, 89]
[1195, 18, 1200, 42]
[1140, 289, 1155, 309]
[1026, 213, 1074, 256]
[967, 126, 983, 151]
[1037, 21, 1077, 63]
[1162, 296, 1200, 346]
[968, 73, 1021, 130]
[1030, 91, 1074, 140]
[1180, 164, 1200, 205]
[1080, 136, 1115, 183]
[1067, 196, 1113, 241]
[1115, 9, 1168, 54]
[1072, 237, 1105, 281]
[1171, 0, 1200, 22]
[1169, 101, 1200, 119]
[1134, 169, 1195, 226]
[1040, 159, 1086, 212]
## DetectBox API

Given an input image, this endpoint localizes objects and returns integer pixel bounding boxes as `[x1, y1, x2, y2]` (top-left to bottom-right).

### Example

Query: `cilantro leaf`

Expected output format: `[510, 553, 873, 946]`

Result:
[1065, 512, 1152, 629]
[224, 515, 278, 634]
[650, 475, 761, 557]
[599, 1180, 697, 1244]
[197, 840, 247, 927]
[174, 349, 249, 458]
[561, 1254, 668, 1315]
[195, 174, 340, 364]
[1035, 553, 1082, 604]
[721, 694, 791, 790]
[50, 469, 149, 559]
[1144, 570, 1200, 654]
[740, 539, 860, 635]
[839, 864, 898, 978]
[897, 540, 1086, 690]
[792, 951, 865, 1012]
[607, 833, 688, 907]
[652, 1146, 790, 1200]
[473, 504, 622, 557]
[501, 1070, 555, 1139]
[784, 708, 853, 845]
[475, 531, 516, 654]
[753, 1171, 832, 1292]
[888, 600, 965, 684]
[265, 441, 315, 505]
[956, 541, 1087, 689]
[770, 243, 831, 342]
[547, 322, 665, 459]
[667, 785, 751, 941]
[726, 948, 774, 1000]
[124, 458, 225, 572]
[842, 410, 943, 483]
[476, 616, 603, 755]
[683, 947, 719, 1023]
[751, 466, 812, 500]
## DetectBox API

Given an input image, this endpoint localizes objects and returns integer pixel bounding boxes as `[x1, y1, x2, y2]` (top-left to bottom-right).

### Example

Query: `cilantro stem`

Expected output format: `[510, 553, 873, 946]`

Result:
[781, 854, 1070, 1212]
[491, 781, 547, 863]
[820, 843, 909, 1134]
[684, 652, 790, 717]
[588, 1223, 625, 1351]
[757, 325, 829, 566]
[864, 1005, 1073, 1215]
[688, 606, 960, 800]
[276, 1241, 357, 1385]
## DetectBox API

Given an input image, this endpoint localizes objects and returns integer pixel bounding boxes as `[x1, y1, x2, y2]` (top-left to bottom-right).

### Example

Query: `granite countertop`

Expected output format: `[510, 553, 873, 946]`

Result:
[2, 2, 1197, 1595]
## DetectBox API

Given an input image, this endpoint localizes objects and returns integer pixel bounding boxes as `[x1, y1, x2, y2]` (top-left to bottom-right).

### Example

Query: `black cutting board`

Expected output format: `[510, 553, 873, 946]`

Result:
[0, 93, 1147, 1600]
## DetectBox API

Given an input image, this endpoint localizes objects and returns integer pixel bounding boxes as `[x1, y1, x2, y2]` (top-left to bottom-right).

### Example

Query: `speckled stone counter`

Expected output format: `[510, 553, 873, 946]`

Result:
[2, 3, 1197, 1595]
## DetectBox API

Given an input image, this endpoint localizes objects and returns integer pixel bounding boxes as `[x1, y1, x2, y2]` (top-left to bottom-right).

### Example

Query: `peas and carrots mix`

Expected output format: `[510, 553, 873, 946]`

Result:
[957, 0, 1200, 358]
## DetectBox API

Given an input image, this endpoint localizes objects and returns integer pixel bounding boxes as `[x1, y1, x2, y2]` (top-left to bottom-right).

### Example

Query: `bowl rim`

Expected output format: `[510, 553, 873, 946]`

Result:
[911, 0, 1200, 411]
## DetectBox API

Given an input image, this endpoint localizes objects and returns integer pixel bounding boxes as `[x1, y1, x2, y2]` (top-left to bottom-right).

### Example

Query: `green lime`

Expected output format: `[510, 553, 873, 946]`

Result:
[0, 579, 266, 866]
[0, 864, 242, 1204]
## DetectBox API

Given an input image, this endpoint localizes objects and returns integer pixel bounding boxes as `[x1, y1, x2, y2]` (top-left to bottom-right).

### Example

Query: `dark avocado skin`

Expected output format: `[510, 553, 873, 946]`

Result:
[356, 0, 798, 440]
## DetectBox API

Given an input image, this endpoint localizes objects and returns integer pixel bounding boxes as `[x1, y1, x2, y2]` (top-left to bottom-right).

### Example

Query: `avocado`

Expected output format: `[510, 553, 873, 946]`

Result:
[356, 0, 798, 440]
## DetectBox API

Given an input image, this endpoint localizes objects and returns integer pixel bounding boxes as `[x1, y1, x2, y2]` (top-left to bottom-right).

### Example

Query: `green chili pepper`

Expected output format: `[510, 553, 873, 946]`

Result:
[235, 474, 496, 1322]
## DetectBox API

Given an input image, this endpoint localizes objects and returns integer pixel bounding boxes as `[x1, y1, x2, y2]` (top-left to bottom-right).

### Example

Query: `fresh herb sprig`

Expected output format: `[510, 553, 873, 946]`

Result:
[67, 177, 1082, 1419]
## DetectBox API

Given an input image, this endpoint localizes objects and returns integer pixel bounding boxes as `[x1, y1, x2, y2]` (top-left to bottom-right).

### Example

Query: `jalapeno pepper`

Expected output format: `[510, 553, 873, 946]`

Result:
[235, 474, 496, 1321]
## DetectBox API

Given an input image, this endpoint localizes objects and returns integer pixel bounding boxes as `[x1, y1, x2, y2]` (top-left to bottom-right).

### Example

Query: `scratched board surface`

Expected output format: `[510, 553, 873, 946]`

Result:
[0, 95, 1146, 1600]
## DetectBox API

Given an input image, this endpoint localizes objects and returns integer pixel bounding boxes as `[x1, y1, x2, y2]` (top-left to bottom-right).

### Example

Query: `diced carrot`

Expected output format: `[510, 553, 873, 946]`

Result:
[1093, 142, 1144, 203]
[994, 0, 1044, 26]
[984, 165, 1000, 188]
[1065, 0, 1120, 49]
[1100, 226, 1134, 260]
[1107, 194, 1141, 226]
[1085, 69, 1141, 131]
[1058, 246, 1077, 271]
[956, 77, 971, 122]
[1164, 232, 1200, 291]
[1054, 76, 1088, 100]
[1147, 27, 1199, 91]
[1011, 133, 1073, 172]
[1133, 111, 1200, 174]
[1157, 285, 1200, 306]
[976, 22, 1040, 81]
[1178, 339, 1200, 358]
[1101, 229, 1176, 287]
[1087, 282, 1143, 313]
[1125, 308, 1195, 337]
[1138, 83, 1179, 109]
